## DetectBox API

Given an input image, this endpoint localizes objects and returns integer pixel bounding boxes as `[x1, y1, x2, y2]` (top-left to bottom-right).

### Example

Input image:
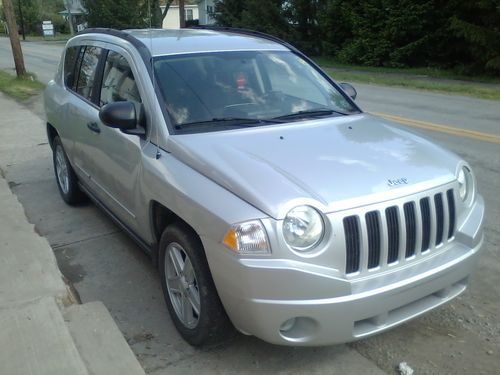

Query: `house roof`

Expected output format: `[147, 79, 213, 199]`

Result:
[59, 0, 86, 16]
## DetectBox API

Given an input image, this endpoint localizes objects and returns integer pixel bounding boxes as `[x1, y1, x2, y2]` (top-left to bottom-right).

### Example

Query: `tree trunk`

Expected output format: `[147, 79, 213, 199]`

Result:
[3, 0, 26, 77]
[161, 0, 175, 26]
[64, 0, 75, 35]
[179, 0, 186, 28]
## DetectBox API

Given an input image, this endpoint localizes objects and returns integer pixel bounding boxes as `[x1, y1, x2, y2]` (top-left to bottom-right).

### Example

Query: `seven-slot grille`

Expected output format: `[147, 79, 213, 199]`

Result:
[344, 189, 456, 274]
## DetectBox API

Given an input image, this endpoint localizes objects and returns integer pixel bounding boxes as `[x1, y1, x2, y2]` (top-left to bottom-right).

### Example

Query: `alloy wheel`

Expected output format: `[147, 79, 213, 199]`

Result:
[55, 144, 69, 194]
[165, 242, 201, 329]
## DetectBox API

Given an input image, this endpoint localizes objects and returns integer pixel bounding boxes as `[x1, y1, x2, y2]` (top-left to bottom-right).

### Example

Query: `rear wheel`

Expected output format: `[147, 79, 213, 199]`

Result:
[53, 136, 84, 205]
[159, 223, 233, 346]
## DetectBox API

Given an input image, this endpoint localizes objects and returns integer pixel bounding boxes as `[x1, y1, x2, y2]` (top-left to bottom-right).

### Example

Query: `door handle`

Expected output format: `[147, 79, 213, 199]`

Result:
[87, 122, 101, 134]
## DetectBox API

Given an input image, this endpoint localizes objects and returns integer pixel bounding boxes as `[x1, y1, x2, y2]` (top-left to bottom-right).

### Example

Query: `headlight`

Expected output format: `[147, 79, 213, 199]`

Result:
[283, 206, 324, 251]
[223, 220, 270, 254]
[457, 166, 473, 202]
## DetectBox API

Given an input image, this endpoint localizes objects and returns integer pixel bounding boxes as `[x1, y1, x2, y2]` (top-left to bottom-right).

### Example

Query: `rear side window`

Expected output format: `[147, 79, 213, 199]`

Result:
[76, 46, 103, 101]
[100, 51, 142, 106]
[64, 46, 80, 89]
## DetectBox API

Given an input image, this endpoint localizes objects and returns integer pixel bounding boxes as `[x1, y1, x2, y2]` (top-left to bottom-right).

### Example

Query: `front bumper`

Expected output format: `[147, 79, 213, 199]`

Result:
[203, 196, 484, 346]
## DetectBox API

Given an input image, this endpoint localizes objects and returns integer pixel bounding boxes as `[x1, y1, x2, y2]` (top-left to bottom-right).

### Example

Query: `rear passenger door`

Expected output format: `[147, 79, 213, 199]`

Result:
[63, 44, 105, 185]
[82, 48, 148, 233]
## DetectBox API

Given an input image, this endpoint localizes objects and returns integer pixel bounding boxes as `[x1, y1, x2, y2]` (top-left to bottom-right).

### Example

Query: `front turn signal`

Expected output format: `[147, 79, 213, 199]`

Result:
[222, 220, 270, 255]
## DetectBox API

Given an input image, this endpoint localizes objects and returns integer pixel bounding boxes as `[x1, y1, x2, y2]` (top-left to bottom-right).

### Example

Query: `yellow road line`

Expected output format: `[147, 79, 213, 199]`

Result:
[372, 112, 500, 144]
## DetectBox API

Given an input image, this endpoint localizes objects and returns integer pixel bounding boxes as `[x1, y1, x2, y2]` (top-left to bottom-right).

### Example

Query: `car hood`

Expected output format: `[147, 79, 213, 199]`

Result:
[166, 114, 459, 219]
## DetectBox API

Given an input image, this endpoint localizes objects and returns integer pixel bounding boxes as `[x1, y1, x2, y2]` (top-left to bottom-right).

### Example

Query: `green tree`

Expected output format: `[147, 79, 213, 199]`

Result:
[15, 0, 42, 34]
[215, 0, 292, 40]
[283, 0, 328, 53]
[322, 0, 437, 67]
[447, 0, 500, 74]
[214, 0, 245, 26]
[83, 0, 145, 29]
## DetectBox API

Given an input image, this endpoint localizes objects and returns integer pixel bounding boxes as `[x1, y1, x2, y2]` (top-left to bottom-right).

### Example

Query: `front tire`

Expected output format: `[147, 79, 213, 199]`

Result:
[159, 223, 233, 346]
[52, 136, 84, 205]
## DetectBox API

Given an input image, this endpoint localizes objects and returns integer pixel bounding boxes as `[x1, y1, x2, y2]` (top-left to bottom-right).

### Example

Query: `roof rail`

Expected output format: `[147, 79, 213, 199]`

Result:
[78, 27, 130, 38]
[76, 28, 153, 77]
[77, 28, 142, 46]
[188, 26, 299, 52]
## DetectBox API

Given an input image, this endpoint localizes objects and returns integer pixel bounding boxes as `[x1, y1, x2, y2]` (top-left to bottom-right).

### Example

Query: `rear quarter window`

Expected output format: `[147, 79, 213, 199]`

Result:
[64, 46, 80, 90]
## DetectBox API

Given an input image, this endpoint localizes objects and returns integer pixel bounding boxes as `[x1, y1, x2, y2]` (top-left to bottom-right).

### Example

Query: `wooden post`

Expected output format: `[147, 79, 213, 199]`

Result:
[179, 0, 186, 28]
[3, 0, 27, 77]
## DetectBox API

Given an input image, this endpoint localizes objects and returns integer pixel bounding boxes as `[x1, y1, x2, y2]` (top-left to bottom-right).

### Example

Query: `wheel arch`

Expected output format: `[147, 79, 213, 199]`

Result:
[150, 200, 202, 266]
[46, 122, 58, 150]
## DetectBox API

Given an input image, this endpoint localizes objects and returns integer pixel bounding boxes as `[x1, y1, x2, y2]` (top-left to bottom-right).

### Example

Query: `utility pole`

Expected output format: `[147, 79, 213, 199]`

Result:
[3, 0, 27, 77]
[17, 0, 25, 41]
[178, 0, 186, 28]
[64, 0, 75, 35]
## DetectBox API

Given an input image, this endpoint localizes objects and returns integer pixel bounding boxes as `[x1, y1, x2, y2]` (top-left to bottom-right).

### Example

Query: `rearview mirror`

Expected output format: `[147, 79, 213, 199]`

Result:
[339, 82, 357, 100]
[99, 101, 137, 130]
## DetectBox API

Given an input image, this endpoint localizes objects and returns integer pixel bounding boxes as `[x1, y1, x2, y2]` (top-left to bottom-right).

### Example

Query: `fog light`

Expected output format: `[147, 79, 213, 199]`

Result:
[278, 317, 319, 342]
[279, 318, 297, 333]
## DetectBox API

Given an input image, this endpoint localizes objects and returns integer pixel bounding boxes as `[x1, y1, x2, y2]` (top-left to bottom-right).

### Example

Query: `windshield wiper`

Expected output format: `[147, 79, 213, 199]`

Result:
[273, 108, 347, 120]
[175, 117, 283, 129]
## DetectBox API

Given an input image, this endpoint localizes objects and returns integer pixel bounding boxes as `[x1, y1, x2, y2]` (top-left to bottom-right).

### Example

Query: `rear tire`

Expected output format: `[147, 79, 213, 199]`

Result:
[159, 223, 233, 346]
[52, 136, 84, 205]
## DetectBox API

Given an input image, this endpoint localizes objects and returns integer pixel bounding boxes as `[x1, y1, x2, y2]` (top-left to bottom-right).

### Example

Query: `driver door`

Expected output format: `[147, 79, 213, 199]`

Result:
[81, 48, 148, 233]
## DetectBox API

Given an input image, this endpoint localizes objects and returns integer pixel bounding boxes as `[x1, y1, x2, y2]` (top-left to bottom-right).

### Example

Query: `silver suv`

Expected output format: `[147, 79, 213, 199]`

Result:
[44, 28, 484, 346]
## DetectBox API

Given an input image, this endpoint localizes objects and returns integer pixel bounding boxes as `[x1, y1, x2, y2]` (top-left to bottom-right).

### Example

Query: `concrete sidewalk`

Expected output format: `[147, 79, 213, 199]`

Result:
[0, 92, 145, 375]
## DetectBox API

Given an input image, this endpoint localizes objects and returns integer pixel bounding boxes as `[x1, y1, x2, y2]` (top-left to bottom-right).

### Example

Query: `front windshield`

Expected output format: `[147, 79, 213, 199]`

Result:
[153, 50, 359, 132]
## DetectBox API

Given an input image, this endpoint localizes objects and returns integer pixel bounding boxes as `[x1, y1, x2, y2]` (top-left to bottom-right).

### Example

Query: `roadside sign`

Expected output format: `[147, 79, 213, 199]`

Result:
[42, 21, 54, 37]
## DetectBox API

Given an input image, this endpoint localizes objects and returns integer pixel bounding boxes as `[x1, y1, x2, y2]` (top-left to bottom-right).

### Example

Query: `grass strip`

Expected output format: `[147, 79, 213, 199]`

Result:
[23, 34, 71, 42]
[322, 68, 500, 101]
[0, 70, 45, 101]
[314, 57, 500, 84]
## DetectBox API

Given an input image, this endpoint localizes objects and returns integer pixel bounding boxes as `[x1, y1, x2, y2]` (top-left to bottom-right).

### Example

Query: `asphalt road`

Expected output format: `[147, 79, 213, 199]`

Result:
[0, 37, 66, 84]
[1, 38, 499, 374]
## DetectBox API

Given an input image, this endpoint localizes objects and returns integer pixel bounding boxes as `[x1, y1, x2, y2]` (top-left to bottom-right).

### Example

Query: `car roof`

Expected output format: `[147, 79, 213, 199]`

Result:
[123, 28, 290, 57]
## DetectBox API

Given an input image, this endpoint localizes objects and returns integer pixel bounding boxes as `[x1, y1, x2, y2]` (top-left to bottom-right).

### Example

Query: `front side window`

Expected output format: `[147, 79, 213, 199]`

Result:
[100, 51, 141, 107]
[76, 46, 103, 101]
[153, 51, 358, 133]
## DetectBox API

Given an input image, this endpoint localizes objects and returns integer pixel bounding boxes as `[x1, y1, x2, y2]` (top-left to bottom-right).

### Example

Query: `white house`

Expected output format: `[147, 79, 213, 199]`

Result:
[59, 0, 87, 31]
[197, 0, 216, 25]
[161, 0, 216, 28]
[161, 3, 200, 29]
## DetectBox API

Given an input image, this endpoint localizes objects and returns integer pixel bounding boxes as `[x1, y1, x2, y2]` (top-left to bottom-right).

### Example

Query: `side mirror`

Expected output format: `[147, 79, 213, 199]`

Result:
[99, 101, 145, 136]
[339, 82, 357, 100]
